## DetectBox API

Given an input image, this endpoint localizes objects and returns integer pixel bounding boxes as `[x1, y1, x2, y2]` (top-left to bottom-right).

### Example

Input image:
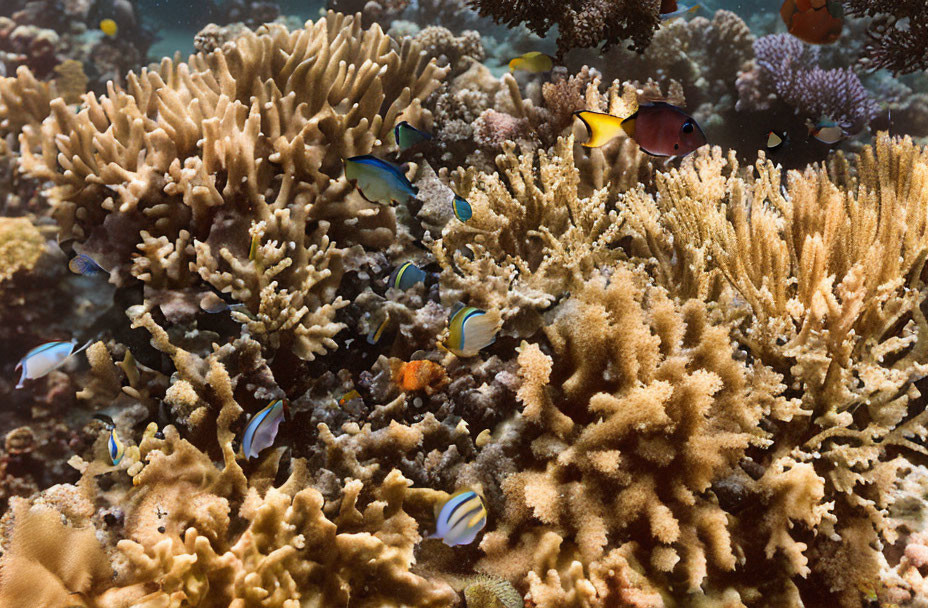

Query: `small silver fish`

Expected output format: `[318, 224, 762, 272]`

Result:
[15, 340, 90, 388]
[240, 399, 286, 460]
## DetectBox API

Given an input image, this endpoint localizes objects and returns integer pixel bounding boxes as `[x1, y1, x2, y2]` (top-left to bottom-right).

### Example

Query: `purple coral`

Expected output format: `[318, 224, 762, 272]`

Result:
[737, 33, 878, 135]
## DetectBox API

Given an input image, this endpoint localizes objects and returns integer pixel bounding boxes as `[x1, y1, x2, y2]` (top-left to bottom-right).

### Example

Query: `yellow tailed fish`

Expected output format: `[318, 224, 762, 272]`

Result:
[388, 261, 427, 291]
[344, 155, 418, 206]
[440, 304, 499, 358]
[240, 399, 286, 460]
[508, 51, 554, 73]
[429, 489, 487, 546]
[575, 103, 707, 157]
[108, 428, 126, 465]
[367, 312, 391, 345]
[99, 19, 118, 37]
[16, 340, 91, 389]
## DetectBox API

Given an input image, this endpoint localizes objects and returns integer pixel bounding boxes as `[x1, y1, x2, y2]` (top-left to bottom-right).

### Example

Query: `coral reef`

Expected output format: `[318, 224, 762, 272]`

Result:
[845, 0, 928, 75]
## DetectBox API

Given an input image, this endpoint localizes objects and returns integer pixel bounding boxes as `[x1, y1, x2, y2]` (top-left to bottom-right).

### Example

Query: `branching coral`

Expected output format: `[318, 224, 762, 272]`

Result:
[844, 0, 928, 75]
[14, 12, 447, 360]
[466, 0, 661, 57]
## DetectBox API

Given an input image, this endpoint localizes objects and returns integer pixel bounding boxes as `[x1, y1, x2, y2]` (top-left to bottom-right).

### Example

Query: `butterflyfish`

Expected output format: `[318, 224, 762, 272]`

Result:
[440, 304, 499, 358]
[430, 489, 487, 546]
[781, 0, 843, 45]
[452, 194, 472, 222]
[68, 253, 107, 277]
[337, 389, 362, 408]
[394, 121, 432, 151]
[575, 103, 707, 157]
[15, 340, 90, 388]
[661, 3, 700, 20]
[766, 130, 789, 152]
[508, 51, 554, 73]
[806, 118, 844, 145]
[345, 155, 418, 206]
[240, 399, 286, 460]
[463, 575, 523, 608]
[108, 428, 126, 465]
[367, 312, 391, 345]
[388, 261, 427, 291]
[99, 18, 118, 37]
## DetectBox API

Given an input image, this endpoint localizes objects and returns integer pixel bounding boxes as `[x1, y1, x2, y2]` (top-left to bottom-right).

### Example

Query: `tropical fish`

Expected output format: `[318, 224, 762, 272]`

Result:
[430, 489, 487, 546]
[463, 575, 523, 608]
[99, 18, 118, 37]
[199, 292, 248, 314]
[394, 121, 432, 151]
[575, 103, 707, 157]
[780, 0, 843, 45]
[452, 194, 472, 222]
[344, 155, 418, 206]
[766, 130, 789, 152]
[108, 428, 126, 465]
[15, 340, 90, 388]
[388, 261, 427, 291]
[367, 312, 391, 345]
[68, 253, 107, 277]
[661, 3, 700, 20]
[337, 389, 362, 408]
[440, 304, 499, 358]
[806, 118, 845, 145]
[508, 51, 554, 73]
[240, 399, 286, 460]
[249, 232, 260, 262]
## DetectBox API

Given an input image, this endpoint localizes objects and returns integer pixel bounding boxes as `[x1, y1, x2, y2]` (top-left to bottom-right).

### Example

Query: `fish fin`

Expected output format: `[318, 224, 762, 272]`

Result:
[620, 112, 638, 140]
[72, 339, 93, 357]
[574, 111, 626, 148]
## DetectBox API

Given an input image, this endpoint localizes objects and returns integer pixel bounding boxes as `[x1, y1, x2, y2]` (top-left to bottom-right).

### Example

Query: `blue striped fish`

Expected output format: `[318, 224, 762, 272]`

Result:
[241, 399, 286, 460]
[68, 253, 107, 277]
[15, 340, 90, 388]
[367, 312, 391, 345]
[452, 194, 472, 221]
[394, 121, 432, 151]
[431, 489, 487, 546]
[345, 155, 418, 206]
[388, 262, 427, 291]
[108, 428, 126, 465]
[440, 305, 498, 358]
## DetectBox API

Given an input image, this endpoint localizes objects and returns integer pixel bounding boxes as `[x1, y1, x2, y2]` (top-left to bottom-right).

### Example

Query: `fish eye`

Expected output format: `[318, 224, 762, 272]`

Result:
[674, 143, 680, 150]
[682, 121, 695, 134]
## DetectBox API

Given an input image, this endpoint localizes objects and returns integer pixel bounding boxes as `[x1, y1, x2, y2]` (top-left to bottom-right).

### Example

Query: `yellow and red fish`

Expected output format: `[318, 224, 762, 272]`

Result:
[781, 0, 843, 45]
[660, 0, 700, 21]
[575, 102, 707, 157]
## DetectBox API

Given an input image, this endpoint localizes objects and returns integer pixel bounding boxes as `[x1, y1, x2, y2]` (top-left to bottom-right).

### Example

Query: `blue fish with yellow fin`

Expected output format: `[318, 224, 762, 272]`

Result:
[367, 312, 391, 345]
[240, 399, 286, 460]
[16, 340, 90, 388]
[394, 121, 432, 151]
[452, 195, 472, 222]
[430, 489, 487, 546]
[388, 261, 427, 291]
[345, 155, 418, 206]
[440, 304, 499, 358]
[108, 428, 126, 465]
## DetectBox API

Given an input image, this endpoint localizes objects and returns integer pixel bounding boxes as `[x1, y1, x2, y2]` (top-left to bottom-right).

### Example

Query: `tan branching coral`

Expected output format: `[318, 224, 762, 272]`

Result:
[14, 12, 447, 360]
[479, 267, 772, 598]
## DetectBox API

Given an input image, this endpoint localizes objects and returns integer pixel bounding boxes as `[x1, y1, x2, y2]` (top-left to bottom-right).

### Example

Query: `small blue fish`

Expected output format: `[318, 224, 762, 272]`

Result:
[806, 118, 845, 145]
[388, 262, 427, 291]
[394, 121, 432, 151]
[661, 3, 700, 20]
[345, 155, 418, 206]
[15, 340, 90, 388]
[441, 305, 498, 358]
[431, 489, 487, 546]
[452, 195, 472, 222]
[199, 292, 248, 314]
[241, 399, 286, 460]
[367, 312, 391, 345]
[108, 428, 126, 465]
[68, 253, 107, 277]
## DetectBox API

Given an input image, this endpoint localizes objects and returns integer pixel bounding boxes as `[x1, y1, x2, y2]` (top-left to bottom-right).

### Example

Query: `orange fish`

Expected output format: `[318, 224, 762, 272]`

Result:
[781, 0, 843, 45]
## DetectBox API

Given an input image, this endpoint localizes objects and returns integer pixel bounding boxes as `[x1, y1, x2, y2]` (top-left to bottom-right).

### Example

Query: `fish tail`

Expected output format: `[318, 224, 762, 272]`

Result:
[574, 111, 627, 148]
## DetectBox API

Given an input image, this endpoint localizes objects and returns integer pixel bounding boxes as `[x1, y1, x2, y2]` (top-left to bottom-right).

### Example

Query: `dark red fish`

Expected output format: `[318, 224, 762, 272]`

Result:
[660, 0, 678, 14]
[620, 102, 707, 157]
[781, 0, 843, 45]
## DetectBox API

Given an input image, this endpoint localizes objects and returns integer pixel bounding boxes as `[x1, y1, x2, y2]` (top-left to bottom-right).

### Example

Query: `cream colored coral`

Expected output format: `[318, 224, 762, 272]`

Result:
[0, 217, 44, 282]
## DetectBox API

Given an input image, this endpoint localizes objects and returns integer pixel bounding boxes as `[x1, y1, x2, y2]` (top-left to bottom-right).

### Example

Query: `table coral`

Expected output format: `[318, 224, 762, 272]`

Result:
[14, 11, 447, 361]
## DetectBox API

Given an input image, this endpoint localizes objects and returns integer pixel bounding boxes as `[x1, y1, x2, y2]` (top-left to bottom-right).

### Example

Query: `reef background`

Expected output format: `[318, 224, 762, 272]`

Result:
[1, 0, 928, 607]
